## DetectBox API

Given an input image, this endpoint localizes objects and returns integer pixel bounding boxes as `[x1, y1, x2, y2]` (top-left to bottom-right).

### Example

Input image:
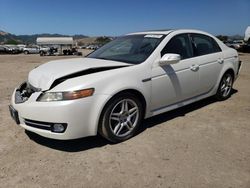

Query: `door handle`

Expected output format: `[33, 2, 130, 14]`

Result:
[190, 64, 199, 71]
[217, 58, 224, 64]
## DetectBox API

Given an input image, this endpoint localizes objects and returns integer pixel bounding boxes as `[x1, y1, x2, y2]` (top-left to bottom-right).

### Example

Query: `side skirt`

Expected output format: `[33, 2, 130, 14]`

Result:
[149, 90, 215, 117]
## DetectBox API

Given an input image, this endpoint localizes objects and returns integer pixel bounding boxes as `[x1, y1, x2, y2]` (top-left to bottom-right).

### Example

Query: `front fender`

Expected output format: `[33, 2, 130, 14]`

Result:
[49, 63, 152, 134]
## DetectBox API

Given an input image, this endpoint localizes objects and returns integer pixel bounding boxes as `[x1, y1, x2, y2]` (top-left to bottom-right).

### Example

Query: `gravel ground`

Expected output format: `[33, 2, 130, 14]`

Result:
[0, 51, 249, 188]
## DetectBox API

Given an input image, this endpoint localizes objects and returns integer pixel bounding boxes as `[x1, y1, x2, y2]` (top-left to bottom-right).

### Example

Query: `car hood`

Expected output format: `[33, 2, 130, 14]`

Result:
[28, 57, 130, 91]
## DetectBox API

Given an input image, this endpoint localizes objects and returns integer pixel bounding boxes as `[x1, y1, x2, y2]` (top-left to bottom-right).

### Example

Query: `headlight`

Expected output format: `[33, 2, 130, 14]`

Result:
[37, 88, 94, 102]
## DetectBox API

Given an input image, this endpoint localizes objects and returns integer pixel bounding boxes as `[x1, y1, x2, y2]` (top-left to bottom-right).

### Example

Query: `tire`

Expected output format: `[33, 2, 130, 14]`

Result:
[24, 51, 29, 55]
[215, 72, 234, 100]
[40, 51, 45, 56]
[98, 93, 144, 143]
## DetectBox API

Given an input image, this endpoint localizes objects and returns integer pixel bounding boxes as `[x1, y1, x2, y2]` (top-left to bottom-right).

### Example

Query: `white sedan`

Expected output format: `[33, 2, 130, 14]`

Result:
[9, 29, 242, 143]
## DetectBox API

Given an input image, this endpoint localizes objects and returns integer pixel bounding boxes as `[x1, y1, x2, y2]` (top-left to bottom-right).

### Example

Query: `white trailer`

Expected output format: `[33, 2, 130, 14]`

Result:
[36, 37, 74, 55]
[244, 26, 250, 43]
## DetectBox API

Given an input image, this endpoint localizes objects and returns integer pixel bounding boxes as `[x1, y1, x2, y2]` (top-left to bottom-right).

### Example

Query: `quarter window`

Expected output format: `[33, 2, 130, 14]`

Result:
[191, 34, 221, 56]
[161, 34, 193, 60]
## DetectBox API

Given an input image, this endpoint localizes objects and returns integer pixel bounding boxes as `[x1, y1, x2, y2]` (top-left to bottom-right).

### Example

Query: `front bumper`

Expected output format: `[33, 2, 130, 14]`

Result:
[10, 88, 108, 140]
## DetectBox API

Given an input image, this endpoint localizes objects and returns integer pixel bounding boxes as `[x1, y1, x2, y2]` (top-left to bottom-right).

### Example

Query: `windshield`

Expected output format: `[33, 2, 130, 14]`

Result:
[87, 34, 165, 64]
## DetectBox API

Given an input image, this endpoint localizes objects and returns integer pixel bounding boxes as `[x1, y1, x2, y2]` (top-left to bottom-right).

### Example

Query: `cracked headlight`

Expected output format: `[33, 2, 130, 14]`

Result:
[37, 88, 94, 102]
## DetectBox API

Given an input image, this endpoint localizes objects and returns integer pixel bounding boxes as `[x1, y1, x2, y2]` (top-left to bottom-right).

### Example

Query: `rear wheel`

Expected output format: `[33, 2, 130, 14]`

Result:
[24, 51, 29, 55]
[99, 93, 143, 143]
[215, 72, 234, 100]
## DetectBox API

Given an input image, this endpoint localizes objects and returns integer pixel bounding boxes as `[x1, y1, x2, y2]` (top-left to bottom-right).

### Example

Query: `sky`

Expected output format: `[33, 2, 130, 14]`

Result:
[0, 0, 249, 36]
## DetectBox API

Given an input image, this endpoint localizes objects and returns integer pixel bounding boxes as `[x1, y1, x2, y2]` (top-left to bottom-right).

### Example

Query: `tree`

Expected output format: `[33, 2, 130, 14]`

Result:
[77, 41, 85, 46]
[95, 37, 111, 45]
[216, 35, 228, 43]
[5, 39, 19, 45]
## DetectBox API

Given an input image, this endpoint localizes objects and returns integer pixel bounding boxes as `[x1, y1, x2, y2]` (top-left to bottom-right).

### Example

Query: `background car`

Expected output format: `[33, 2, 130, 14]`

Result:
[86, 44, 99, 50]
[39, 46, 55, 56]
[0, 45, 22, 54]
[225, 40, 244, 50]
[23, 46, 50, 55]
[62, 47, 82, 55]
[23, 46, 40, 54]
[79, 45, 88, 49]
[0, 46, 8, 54]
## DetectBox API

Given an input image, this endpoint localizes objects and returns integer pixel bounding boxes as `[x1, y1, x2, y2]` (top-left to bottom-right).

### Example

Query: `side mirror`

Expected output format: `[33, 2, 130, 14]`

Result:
[159, 53, 181, 66]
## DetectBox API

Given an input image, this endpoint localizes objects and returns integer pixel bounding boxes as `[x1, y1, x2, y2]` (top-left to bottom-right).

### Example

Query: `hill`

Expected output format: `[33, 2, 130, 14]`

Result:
[76, 37, 98, 45]
[0, 30, 88, 44]
[0, 30, 9, 35]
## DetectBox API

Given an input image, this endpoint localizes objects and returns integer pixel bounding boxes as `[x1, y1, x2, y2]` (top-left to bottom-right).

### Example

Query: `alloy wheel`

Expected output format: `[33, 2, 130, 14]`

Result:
[109, 99, 139, 137]
[220, 74, 233, 97]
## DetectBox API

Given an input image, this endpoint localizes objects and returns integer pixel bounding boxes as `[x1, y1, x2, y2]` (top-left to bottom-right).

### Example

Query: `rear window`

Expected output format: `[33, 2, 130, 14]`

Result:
[191, 34, 221, 56]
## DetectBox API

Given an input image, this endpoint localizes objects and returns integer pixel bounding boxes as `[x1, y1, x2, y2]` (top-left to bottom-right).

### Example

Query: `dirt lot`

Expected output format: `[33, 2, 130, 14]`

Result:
[0, 51, 249, 188]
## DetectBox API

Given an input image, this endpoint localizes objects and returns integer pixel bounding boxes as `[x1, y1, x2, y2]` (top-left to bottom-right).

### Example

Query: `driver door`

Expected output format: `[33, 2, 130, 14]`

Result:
[151, 34, 200, 111]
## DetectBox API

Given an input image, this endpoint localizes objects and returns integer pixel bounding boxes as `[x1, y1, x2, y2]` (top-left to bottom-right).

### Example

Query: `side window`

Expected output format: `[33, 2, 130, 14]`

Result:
[161, 34, 193, 60]
[191, 34, 221, 56]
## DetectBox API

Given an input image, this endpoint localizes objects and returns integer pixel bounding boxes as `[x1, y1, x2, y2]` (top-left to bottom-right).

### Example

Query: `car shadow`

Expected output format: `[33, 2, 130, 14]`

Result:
[26, 89, 237, 152]
[139, 89, 238, 132]
[25, 131, 110, 152]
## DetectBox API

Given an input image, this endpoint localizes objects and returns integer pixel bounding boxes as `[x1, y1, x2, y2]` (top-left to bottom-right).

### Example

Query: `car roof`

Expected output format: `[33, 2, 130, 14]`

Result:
[127, 29, 212, 36]
[127, 29, 174, 35]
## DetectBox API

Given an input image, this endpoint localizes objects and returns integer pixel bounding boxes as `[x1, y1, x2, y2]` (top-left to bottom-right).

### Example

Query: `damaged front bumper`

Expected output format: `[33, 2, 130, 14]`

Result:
[9, 82, 101, 140]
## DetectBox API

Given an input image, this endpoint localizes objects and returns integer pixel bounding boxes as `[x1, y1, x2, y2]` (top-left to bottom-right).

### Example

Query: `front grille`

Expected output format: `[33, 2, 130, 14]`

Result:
[15, 82, 41, 104]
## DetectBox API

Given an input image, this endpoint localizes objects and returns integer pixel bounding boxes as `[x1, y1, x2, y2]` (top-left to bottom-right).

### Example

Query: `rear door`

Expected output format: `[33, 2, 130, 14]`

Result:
[190, 34, 223, 94]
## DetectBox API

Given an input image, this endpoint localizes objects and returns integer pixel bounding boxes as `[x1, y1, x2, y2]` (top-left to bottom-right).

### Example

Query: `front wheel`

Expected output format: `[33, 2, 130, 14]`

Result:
[215, 72, 234, 100]
[99, 93, 144, 143]
[40, 51, 45, 56]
